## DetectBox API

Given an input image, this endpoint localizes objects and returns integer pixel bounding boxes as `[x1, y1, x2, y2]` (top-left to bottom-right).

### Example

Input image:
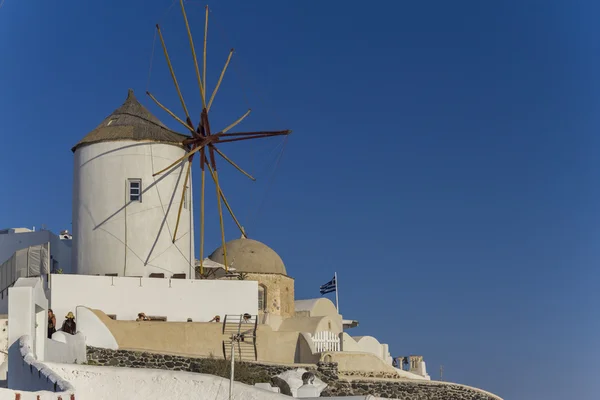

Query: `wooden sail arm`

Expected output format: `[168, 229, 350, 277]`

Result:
[203, 5, 208, 107]
[222, 109, 251, 134]
[146, 91, 195, 134]
[212, 168, 228, 272]
[179, 0, 206, 108]
[198, 147, 206, 276]
[172, 158, 193, 243]
[152, 139, 209, 177]
[207, 49, 234, 112]
[217, 130, 292, 137]
[211, 146, 256, 181]
[207, 164, 246, 238]
[216, 132, 291, 144]
[156, 24, 193, 126]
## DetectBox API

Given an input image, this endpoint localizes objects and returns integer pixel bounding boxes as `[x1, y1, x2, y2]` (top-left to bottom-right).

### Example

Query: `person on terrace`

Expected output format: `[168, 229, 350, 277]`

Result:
[62, 312, 76, 335]
[48, 309, 56, 338]
[136, 312, 150, 321]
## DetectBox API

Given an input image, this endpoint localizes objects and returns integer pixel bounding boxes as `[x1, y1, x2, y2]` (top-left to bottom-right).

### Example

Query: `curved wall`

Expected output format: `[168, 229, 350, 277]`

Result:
[72, 141, 194, 278]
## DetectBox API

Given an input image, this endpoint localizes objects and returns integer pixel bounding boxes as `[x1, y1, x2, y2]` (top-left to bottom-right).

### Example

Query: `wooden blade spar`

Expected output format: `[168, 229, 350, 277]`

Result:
[146, 91, 195, 133]
[216, 131, 291, 144]
[213, 168, 228, 272]
[172, 156, 194, 243]
[203, 5, 208, 105]
[212, 146, 255, 181]
[152, 138, 209, 177]
[207, 48, 234, 112]
[179, 0, 206, 108]
[199, 148, 206, 276]
[156, 24, 193, 128]
[200, 107, 230, 273]
[207, 163, 246, 236]
[222, 109, 251, 133]
[217, 130, 291, 137]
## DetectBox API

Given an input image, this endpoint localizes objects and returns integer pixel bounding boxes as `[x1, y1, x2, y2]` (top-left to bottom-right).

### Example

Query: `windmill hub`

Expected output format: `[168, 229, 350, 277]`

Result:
[147, 2, 291, 274]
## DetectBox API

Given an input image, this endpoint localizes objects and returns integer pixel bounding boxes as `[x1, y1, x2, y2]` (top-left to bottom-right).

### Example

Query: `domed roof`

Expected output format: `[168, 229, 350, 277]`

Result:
[208, 238, 287, 275]
[71, 89, 190, 152]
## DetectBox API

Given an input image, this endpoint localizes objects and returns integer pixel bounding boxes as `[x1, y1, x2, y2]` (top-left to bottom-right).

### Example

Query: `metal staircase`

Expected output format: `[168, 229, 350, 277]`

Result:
[221, 314, 258, 361]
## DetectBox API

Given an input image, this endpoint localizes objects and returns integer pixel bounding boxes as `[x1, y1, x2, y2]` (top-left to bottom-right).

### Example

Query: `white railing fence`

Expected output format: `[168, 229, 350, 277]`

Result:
[310, 331, 340, 353]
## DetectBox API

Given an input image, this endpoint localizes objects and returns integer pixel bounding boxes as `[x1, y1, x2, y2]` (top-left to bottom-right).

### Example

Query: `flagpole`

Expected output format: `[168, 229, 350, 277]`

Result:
[335, 271, 339, 314]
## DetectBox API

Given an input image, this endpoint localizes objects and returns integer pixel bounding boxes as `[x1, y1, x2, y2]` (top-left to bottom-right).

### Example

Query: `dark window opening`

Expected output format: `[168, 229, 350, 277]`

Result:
[128, 179, 142, 202]
[258, 284, 267, 311]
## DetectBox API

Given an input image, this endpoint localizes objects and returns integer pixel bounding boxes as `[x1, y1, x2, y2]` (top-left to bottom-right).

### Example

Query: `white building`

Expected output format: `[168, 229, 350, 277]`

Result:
[0, 90, 504, 400]
[0, 228, 72, 274]
[71, 89, 195, 278]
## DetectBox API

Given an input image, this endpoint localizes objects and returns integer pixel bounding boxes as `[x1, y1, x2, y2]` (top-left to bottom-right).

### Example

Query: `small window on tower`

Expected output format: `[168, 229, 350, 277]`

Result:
[129, 179, 142, 202]
[183, 186, 189, 209]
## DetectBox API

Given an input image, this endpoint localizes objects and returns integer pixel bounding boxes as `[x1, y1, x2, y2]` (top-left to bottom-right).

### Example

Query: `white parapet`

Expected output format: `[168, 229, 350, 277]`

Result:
[49, 274, 258, 327]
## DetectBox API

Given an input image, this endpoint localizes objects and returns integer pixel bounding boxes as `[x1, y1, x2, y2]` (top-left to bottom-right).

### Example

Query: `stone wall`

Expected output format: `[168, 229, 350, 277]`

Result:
[321, 380, 501, 400]
[342, 370, 403, 380]
[86, 346, 301, 383]
[86, 347, 502, 400]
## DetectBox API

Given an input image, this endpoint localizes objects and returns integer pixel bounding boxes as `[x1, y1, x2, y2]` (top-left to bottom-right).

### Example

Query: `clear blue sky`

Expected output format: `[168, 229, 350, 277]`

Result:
[1, 1, 598, 398]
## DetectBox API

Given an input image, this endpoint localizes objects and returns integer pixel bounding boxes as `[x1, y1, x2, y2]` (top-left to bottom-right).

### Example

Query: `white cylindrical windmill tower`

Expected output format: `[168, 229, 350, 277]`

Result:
[71, 89, 195, 278]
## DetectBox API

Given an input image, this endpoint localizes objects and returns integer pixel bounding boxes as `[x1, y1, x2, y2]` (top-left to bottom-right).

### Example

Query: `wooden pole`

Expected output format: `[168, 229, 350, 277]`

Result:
[146, 91, 195, 133]
[203, 5, 208, 105]
[156, 24, 193, 127]
[213, 169, 228, 272]
[199, 149, 206, 276]
[213, 147, 255, 181]
[207, 164, 246, 236]
[179, 0, 206, 108]
[172, 158, 193, 242]
[217, 133, 290, 144]
[222, 109, 251, 133]
[229, 335, 237, 400]
[207, 49, 234, 112]
[218, 130, 290, 137]
[152, 139, 208, 177]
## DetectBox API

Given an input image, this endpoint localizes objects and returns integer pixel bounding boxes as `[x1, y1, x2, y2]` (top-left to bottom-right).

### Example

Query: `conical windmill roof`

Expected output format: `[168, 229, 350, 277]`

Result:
[71, 89, 190, 152]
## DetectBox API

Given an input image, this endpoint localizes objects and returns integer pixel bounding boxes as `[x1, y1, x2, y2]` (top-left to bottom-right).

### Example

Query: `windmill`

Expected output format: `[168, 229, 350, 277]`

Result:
[146, 1, 291, 275]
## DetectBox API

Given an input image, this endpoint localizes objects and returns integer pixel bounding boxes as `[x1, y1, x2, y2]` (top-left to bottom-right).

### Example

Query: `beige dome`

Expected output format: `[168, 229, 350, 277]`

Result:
[208, 238, 286, 275]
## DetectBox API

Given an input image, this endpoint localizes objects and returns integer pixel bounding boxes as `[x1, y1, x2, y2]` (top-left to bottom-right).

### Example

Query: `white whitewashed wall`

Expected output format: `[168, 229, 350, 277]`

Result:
[72, 140, 194, 278]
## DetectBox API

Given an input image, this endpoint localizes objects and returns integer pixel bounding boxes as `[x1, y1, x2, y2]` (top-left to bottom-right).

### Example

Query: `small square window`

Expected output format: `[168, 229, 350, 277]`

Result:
[128, 179, 142, 202]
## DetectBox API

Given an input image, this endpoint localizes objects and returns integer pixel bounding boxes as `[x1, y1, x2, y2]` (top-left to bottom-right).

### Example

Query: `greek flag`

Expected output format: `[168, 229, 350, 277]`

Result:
[320, 276, 336, 295]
